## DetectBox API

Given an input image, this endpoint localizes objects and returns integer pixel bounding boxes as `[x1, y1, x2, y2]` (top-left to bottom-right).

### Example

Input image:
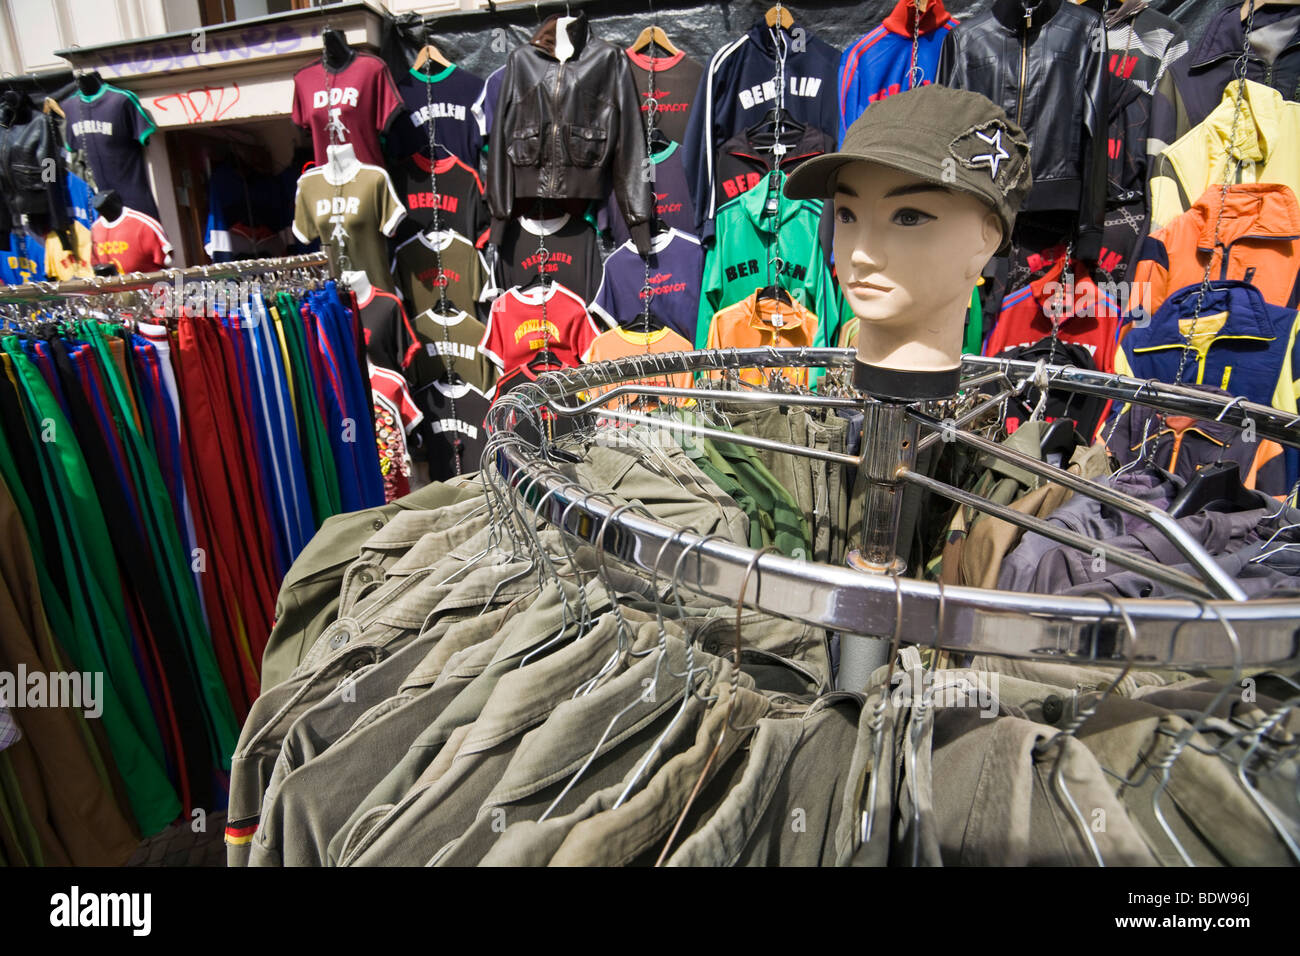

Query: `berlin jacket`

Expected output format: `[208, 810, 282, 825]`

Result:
[682, 20, 841, 226]
[487, 13, 652, 255]
[937, 0, 1109, 260]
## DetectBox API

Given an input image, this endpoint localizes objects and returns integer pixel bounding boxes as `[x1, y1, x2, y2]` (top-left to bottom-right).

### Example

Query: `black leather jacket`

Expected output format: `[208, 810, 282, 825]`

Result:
[488, 12, 653, 255]
[0, 92, 69, 234]
[938, 0, 1108, 260]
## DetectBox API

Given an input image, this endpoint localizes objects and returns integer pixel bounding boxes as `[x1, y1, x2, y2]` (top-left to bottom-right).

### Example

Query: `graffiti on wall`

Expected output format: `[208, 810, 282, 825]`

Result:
[150, 84, 243, 124]
[96, 25, 305, 78]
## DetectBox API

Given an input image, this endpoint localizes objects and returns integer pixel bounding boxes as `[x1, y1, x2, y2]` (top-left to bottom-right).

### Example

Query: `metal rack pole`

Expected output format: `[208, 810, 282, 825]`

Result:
[0, 252, 333, 303]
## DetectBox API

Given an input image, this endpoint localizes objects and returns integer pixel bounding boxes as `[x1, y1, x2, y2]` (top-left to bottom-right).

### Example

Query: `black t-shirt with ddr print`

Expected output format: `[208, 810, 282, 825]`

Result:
[61, 84, 160, 219]
[495, 214, 603, 304]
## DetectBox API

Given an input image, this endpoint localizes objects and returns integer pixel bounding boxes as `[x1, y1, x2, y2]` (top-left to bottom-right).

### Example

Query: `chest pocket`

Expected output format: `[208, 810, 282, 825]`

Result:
[565, 124, 607, 167]
[508, 124, 542, 166]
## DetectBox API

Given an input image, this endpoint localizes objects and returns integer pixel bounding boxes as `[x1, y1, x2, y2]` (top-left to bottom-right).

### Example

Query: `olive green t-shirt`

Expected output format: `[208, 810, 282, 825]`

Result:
[293, 162, 406, 292]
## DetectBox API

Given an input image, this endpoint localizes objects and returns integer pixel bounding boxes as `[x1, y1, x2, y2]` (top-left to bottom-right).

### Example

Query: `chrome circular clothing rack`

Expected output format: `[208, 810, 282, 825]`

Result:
[484, 347, 1300, 671]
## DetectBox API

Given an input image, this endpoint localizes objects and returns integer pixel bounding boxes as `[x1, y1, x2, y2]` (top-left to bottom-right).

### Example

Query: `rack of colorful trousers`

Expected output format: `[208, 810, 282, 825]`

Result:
[0, 252, 387, 864]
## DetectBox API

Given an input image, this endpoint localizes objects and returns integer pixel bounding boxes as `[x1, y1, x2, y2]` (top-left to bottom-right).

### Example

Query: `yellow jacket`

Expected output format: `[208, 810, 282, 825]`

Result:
[1149, 80, 1300, 230]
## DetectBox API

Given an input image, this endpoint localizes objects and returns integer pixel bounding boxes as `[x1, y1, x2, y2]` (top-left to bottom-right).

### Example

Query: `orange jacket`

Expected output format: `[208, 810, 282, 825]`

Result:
[1127, 182, 1300, 327]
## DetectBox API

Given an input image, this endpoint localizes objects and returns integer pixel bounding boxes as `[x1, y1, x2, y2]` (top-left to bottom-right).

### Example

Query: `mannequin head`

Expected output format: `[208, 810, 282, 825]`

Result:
[831, 161, 1002, 372]
[785, 84, 1030, 399]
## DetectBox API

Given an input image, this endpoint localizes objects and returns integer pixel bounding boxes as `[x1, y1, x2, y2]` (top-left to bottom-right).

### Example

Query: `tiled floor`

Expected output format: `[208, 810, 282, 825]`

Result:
[125, 811, 227, 867]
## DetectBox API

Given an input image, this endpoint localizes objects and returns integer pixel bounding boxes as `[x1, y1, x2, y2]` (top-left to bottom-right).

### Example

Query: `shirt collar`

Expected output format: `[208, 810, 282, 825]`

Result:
[1208, 80, 1282, 165]
[1135, 281, 1279, 347]
[741, 291, 812, 332]
[419, 307, 470, 327]
[519, 214, 570, 237]
[409, 63, 455, 83]
[615, 327, 671, 346]
[625, 48, 685, 71]
[882, 0, 954, 36]
[737, 170, 808, 229]
[1191, 182, 1300, 249]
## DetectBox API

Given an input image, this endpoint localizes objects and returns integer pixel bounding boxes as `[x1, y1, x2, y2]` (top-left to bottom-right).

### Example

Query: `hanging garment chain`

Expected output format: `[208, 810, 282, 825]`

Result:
[424, 53, 463, 477]
[908, 2, 923, 89]
[1173, 0, 1257, 387]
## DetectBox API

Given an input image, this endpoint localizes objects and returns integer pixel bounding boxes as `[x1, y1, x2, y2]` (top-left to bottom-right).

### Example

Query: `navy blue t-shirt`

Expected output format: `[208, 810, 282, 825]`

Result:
[590, 228, 703, 343]
[393, 64, 486, 169]
[599, 141, 697, 248]
[61, 84, 159, 219]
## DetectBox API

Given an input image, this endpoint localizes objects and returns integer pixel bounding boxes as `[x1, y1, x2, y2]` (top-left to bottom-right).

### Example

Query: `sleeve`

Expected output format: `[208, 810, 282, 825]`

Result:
[1125, 234, 1167, 330]
[611, 53, 654, 257]
[121, 88, 157, 145]
[378, 171, 406, 237]
[1076, 23, 1109, 262]
[1147, 153, 1190, 230]
[487, 55, 520, 247]
[584, 228, 603, 304]
[682, 60, 714, 229]
[1147, 61, 1190, 165]
[469, 171, 491, 249]
[983, 299, 1015, 357]
[397, 378, 424, 433]
[936, 30, 963, 88]
[89, 225, 107, 268]
[395, 297, 421, 370]
[572, 301, 601, 357]
[479, 298, 508, 369]
[590, 259, 618, 328]
[474, 248, 493, 324]
[838, 43, 862, 146]
[292, 178, 317, 244]
[696, 244, 722, 349]
[291, 71, 308, 128]
[376, 61, 404, 132]
[143, 217, 170, 269]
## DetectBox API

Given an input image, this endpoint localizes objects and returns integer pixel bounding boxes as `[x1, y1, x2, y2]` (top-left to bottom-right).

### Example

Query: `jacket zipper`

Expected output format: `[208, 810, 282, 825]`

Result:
[550, 56, 567, 191]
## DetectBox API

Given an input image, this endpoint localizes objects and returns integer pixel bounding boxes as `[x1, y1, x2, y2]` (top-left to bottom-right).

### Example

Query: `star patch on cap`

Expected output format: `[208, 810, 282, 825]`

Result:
[948, 120, 1026, 192]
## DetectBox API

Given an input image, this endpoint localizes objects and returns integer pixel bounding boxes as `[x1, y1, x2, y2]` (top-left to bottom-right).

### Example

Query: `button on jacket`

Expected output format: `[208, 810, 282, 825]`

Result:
[937, 0, 1109, 258]
[488, 12, 653, 255]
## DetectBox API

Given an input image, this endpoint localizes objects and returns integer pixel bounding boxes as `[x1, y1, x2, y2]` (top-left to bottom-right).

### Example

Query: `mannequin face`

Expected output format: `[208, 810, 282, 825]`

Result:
[832, 162, 1002, 363]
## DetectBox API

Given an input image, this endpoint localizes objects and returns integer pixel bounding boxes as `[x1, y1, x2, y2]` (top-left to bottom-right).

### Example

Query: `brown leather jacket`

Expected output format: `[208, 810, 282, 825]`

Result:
[488, 12, 653, 255]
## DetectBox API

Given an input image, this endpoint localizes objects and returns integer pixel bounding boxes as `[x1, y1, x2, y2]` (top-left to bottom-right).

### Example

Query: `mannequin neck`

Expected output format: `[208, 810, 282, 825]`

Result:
[93, 190, 125, 224]
[853, 290, 971, 373]
[326, 144, 361, 183]
[342, 270, 372, 302]
[992, 0, 1063, 29]
[77, 72, 104, 96]
[321, 29, 356, 72]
